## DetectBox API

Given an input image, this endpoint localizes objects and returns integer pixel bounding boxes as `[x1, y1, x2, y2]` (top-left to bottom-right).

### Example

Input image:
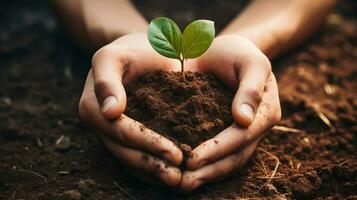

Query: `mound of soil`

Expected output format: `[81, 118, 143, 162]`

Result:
[125, 70, 234, 154]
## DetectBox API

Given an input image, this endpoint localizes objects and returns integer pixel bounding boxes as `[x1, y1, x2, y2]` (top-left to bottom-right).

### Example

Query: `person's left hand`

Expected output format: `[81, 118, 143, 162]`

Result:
[179, 35, 281, 192]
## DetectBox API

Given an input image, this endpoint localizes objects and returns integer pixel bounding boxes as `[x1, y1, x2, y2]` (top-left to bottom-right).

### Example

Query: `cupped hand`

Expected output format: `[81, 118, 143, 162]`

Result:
[180, 35, 281, 192]
[78, 34, 184, 187]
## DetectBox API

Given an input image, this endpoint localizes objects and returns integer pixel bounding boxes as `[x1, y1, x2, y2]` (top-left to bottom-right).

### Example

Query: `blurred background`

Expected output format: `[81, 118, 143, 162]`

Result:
[0, 0, 356, 199]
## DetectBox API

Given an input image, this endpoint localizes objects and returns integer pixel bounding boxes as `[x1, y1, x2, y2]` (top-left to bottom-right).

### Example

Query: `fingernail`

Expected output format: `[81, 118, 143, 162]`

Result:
[101, 96, 117, 113]
[239, 103, 254, 121]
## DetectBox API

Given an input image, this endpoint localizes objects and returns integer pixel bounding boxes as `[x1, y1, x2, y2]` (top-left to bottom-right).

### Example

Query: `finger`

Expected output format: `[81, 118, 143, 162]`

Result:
[79, 71, 183, 165]
[180, 140, 258, 192]
[192, 36, 272, 126]
[92, 44, 127, 119]
[186, 73, 280, 170]
[231, 51, 271, 127]
[101, 136, 182, 187]
[114, 115, 183, 165]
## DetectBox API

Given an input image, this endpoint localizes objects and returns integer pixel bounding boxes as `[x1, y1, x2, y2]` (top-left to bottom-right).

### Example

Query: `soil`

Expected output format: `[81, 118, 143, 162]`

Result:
[125, 70, 233, 156]
[0, 0, 356, 199]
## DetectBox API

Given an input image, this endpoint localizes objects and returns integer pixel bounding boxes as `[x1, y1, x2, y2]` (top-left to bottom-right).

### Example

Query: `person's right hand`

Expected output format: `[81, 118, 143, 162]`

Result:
[78, 34, 183, 187]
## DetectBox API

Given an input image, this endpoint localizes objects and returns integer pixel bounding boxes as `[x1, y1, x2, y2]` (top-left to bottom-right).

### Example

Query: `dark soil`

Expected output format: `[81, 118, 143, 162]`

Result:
[0, 0, 356, 199]
[125, 70, 233, 155]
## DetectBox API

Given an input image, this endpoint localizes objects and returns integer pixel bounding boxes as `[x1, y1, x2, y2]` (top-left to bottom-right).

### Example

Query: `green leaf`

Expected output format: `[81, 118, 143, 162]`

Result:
[181, 20, 215, 59]
[147, 17, 182, 59]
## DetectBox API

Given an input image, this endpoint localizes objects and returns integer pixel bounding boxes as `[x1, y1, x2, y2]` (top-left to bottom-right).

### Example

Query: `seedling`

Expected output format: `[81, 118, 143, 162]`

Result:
[147, 17, 215, 79]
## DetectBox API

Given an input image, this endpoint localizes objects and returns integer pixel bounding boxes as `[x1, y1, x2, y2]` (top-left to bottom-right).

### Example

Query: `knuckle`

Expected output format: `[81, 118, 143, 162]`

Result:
[92, 46, 114, 66]
[113, 120, 130, 142]
[244, 87, 263, 104]
[244, 132, 253, 144]
[260, 54, 272, 72]
[94, 77, 109, 93]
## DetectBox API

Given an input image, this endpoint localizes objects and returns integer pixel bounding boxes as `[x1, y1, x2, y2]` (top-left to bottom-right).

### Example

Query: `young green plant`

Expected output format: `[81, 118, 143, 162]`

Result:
[147, 17, 215, 79]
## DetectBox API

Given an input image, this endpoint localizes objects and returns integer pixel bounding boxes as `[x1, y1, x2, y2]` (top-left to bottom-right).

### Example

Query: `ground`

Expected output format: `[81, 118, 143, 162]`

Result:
[0, 0, 356, 199]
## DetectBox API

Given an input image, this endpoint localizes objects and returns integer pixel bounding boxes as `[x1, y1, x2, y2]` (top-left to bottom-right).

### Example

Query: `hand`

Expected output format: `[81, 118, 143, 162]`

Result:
[78, 34, 183, 187]
[180, 35, 281, 192]
[52, 0, 148, 52]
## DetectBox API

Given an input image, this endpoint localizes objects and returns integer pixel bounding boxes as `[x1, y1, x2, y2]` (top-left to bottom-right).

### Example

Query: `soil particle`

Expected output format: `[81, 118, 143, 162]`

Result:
[37, 192, 56, 200]
[2, 97, 12, 105]
[55, 135, 71, 152]
[305, 171, 321, 186]
[346, 195, 357, 200]
[139, 124, 145, 132]
[62, 189, 82, 200]
[179, 143, 192, 153]
[317, 166, 332, 182]
[77, 179, 96, 196]
[70, 161, 87, 174]
[264, 183, 278, 195]
[332, 165, 353, 181]
[292, 177, 314, 199]
[125, 70, 233, 152]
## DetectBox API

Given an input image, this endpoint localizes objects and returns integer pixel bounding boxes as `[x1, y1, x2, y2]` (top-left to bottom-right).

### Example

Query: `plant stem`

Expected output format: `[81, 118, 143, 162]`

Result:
[180, 58, 186, 81]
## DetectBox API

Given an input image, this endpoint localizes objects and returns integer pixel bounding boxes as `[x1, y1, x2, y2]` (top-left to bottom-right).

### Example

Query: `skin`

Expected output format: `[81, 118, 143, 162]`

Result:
[181, 35, 281, 192]
[78, 34, 281, 191]
[54, 0, 338, 192]
[78, 35, 183, 187]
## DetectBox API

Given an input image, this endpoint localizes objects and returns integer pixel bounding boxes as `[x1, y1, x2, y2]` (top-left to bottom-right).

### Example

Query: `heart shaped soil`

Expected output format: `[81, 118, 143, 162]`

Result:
[125, 70, 234, 157]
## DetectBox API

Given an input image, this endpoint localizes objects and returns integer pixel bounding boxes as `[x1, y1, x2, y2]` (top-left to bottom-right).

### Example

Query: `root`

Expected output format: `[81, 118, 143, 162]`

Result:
[256, 148, 280, 192]
[18, 169, 47, 182]
[257, 155, 268, 176]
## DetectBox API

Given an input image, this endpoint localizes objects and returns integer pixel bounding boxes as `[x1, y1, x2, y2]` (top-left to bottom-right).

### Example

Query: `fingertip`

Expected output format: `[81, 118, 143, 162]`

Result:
[162, 167, 182, 187]
[101, 95, 126, 120]
[164, 146, 183, 166]
[185, 152, 203, 170]
[186, 157, 198, 170]
[232, 103, 254, 127]
[175, 149, 184, 166]
[179, 172, 202, 192]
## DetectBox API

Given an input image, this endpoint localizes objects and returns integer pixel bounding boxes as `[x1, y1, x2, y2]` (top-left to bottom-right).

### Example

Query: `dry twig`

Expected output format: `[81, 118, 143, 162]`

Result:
[316, 111, 333, 128]
[10, 189, 17, 200]
[338, 160, 348, 166]
[113, 181, 136, 200]
[18, 169, 47, 182]
[272, 125, 302, 133]
[311, 103, 333, 128]
[256, 148, 280, 192]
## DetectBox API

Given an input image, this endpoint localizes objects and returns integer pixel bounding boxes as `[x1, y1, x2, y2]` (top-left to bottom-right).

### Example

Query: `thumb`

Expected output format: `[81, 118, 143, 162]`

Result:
[232, 85, 262, 127]
[232, 59, 271, 127]
[95, 79, 126, 120]
[92, 47, 127, 119]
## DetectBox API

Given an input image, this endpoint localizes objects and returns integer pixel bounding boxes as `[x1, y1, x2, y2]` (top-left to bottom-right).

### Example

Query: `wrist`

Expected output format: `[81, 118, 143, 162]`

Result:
[223, 19, 299, 59]
[220, 4, 302, 60]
